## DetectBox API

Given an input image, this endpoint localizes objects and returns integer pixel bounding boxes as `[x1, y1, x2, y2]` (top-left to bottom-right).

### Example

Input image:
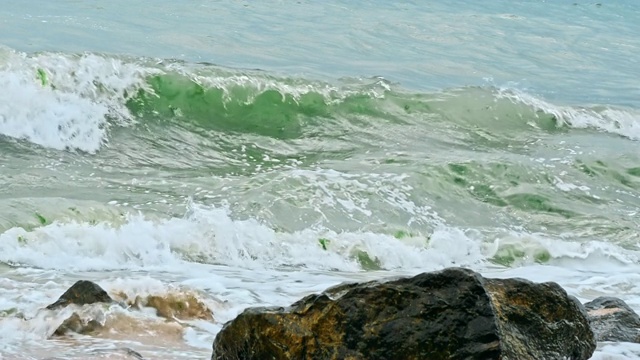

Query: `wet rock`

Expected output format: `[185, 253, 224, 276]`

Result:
[145, 293, 213, 321]
[584, 296, 640, 343]
[46, 280, 114, 310]
[212, 267, 595, 360]
[116, 291, 213, 321]
[53, 312, 103, 336]
[47, 280, 114, 337]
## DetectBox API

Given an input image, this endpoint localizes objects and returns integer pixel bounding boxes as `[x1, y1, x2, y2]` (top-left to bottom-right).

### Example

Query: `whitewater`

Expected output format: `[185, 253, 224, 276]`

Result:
[1, 1, 640, 359]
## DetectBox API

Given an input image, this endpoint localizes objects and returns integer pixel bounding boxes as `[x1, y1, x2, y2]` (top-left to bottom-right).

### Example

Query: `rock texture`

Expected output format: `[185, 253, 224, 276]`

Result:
[144, 293, 213, 321]
[212, 267, 595, 360]
[584, 296, 640, 343]
[112, 290, 213, 321]
[53, 312, 103, 336]
[46, 280, 114, 310]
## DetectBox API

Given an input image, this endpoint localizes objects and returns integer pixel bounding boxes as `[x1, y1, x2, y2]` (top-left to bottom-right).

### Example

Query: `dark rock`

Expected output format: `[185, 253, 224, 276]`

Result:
[47, 280, 114, 337]
[46, 280, 113, 310]
[584, 296, 640, 343]
[212, 267, 596, 360]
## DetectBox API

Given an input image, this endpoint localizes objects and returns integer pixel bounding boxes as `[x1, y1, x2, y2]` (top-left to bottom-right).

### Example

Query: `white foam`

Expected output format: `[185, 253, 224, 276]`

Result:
[2, 200, 639, 278]
[486, 230, 640, 267]
[498, 87, 640, 141]
[284, 168, 440, 227]
[178, 65, 391, 104]
[0, 48, 154, 152]
[553, 175, 591, 192]
[592, 342, 640, 360]
[0, 201, 480, 273]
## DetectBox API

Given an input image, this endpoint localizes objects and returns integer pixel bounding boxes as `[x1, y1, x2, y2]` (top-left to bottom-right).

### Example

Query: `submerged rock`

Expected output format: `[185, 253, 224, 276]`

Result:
[584, 296, 640, 343]
[113, 291, 214, 321]
[144, 293, 213, 321]
[46, 280, 114, 310]
[212, 267, 595, 360]
[53, 312, 103, 336]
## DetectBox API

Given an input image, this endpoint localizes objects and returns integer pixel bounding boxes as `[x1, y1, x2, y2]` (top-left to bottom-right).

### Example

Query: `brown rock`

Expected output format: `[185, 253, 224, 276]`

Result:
[53, 313, 103, 336]
[145, 293, 213, 321]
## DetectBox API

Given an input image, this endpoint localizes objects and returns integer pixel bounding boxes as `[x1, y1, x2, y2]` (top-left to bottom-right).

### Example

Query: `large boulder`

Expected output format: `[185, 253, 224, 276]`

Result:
[46, 280, 114, 310]
[584, 296, 640, 343]
[212, 267, 595, 360]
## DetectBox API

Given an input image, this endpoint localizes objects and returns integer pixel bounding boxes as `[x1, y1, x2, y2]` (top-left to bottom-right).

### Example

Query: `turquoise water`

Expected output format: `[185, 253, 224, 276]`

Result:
[1, 1, 640, 359]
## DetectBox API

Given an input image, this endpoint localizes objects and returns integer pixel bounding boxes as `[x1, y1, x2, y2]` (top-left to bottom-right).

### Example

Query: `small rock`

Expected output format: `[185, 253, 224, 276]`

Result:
[145, 294, 212, 321]
[46, 280, 113, 310]
[584, 296, 640, 343]
[121, 292, 213, 321]
[53, 313, 102, 336]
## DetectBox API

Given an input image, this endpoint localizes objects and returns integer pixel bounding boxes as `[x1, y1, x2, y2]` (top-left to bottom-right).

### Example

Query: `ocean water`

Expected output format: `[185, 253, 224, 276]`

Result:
[1, 1, 639, 359]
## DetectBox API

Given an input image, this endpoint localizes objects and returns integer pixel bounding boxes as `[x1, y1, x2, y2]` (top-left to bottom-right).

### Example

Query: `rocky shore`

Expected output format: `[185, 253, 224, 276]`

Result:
[43, 268, 640, 360]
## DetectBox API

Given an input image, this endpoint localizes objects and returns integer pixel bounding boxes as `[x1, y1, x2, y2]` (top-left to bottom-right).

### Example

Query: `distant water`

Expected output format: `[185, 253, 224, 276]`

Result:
[1, 1, 640, 359]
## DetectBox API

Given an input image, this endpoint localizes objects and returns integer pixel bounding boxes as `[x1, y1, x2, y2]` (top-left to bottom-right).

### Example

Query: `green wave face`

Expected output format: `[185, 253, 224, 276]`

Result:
[127, 74, 313, 139]
[125, 72, 402, 140]
[123, 70, 564, 141]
